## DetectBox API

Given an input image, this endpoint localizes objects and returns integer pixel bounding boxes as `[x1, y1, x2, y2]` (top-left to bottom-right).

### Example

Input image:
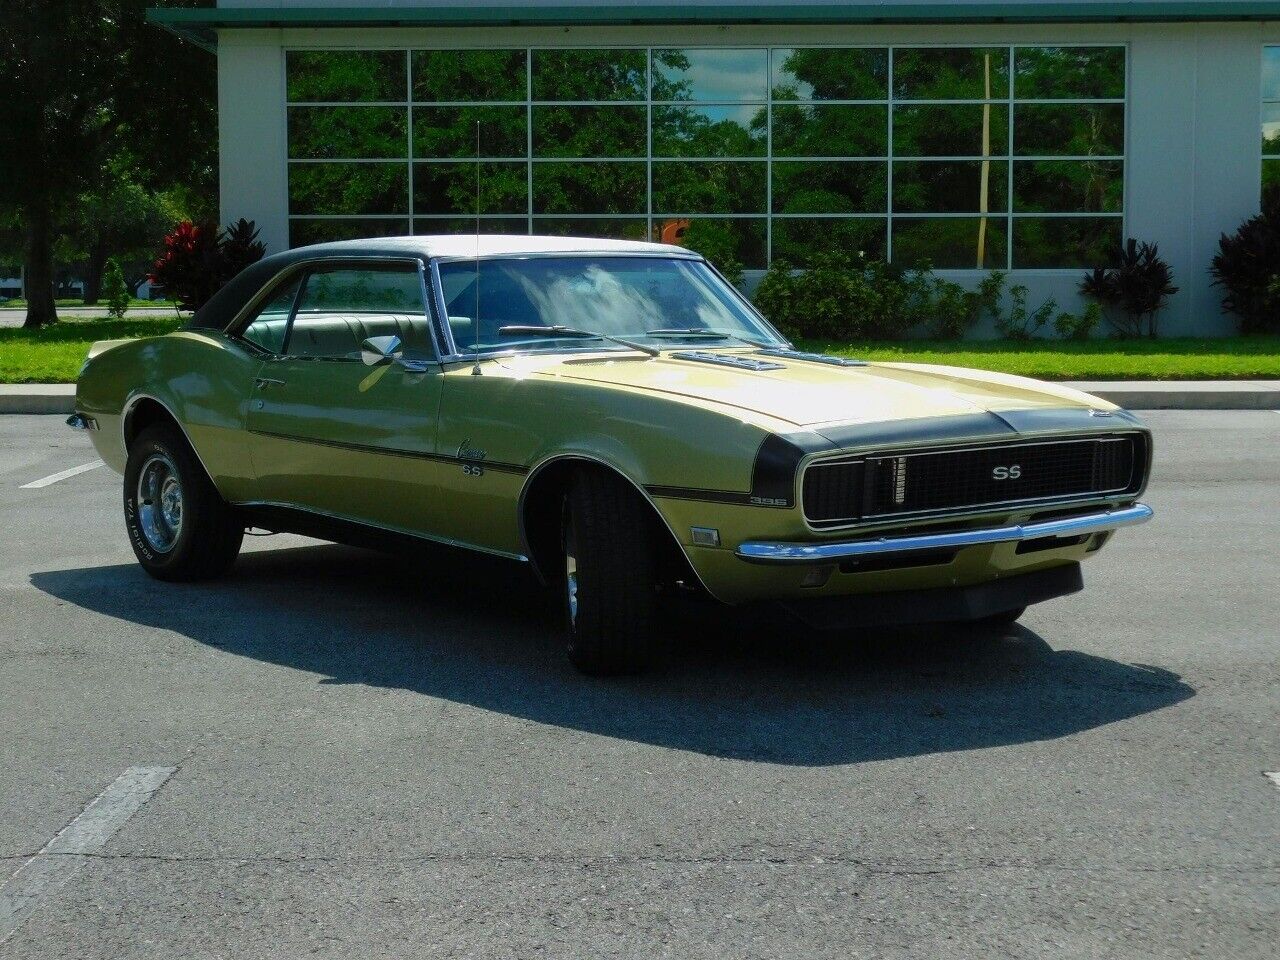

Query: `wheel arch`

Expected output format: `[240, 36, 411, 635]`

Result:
[516, 453, 713, 598]
[121, 394, 222, 495]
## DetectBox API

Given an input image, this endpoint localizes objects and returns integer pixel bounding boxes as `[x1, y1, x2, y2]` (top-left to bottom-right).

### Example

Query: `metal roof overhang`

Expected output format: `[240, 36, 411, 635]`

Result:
[148, 3, 1280, 51]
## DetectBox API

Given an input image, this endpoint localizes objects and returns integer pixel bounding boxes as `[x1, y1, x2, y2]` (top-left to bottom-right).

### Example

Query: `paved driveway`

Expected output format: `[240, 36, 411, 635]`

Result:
[0, 412, 1276, 958]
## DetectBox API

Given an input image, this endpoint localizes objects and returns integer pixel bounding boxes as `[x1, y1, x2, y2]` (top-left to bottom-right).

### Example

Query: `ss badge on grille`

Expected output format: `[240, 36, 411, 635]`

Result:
[891, 456, 908, 504]
[992, 464, 1022, 480]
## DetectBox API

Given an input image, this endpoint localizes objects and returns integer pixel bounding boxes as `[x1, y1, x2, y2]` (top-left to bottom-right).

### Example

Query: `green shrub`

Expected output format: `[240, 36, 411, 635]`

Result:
[753, 253, 907, 340]
[1081, 238, 1178, 338]
[1210, 194, 1280, 334]
[752, 254, 1000, 341]
[149, 218, 267, 312]
[102, 258, 129, 319]
[1053, 302, 1103, 341]
[904, 268, 1005, 340]
[992, 282, 1058, 340]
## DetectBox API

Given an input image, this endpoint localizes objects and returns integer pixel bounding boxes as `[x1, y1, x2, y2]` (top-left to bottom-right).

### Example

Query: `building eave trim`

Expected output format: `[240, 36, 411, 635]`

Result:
[147, 3, 1280, 50]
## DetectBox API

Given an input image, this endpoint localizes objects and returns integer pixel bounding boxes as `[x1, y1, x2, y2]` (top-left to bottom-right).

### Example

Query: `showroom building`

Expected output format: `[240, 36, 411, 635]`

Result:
[152, 1, 1280, 335]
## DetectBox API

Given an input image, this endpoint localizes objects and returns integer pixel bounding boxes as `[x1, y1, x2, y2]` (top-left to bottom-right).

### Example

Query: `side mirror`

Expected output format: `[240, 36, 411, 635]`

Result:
[360, 335, 403, 366]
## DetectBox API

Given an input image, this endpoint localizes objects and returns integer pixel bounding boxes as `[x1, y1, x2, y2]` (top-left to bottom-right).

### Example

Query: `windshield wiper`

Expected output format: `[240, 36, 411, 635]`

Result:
[645, 328, 775, 349]
[497, 325, 659, 357]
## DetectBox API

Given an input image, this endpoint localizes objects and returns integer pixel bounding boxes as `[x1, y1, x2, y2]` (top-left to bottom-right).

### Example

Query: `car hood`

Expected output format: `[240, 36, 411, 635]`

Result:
[506, 350, 1113, 430]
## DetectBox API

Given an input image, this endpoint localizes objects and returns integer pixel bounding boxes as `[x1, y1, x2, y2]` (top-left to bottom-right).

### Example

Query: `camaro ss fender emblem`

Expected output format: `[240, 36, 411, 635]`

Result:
[992, 464, 1022, 480]
[458, 440, 487, 460]
[458, 440, 487, 477]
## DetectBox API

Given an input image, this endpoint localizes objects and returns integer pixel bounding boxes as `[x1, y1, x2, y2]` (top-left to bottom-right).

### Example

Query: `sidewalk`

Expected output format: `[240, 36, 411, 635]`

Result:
[3, 381, 1278, 415]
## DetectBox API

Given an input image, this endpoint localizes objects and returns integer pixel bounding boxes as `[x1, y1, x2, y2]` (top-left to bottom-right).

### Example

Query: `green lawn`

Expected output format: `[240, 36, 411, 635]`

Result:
[798, 337, 1280, 382]
[0, 316, 183, 383]
[2, 316, 1278, 383]
[1, 297, 174, 308]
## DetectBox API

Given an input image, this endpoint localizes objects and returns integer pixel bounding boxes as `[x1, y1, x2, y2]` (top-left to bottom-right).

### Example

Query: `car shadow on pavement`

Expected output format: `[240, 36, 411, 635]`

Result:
[32, 540, 1194, 767]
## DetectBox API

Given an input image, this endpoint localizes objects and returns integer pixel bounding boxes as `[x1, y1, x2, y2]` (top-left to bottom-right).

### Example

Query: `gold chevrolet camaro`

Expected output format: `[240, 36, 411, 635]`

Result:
[71, 236, 1153, 673]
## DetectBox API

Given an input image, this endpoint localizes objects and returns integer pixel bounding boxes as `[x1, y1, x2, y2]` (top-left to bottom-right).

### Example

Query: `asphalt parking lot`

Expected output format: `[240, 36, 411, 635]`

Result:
[1, 411, 1277, 958]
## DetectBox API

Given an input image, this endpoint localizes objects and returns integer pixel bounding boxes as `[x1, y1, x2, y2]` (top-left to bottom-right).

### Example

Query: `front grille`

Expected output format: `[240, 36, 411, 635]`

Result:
[802, 459, 863, 523]
[802, 434, 1143, 527]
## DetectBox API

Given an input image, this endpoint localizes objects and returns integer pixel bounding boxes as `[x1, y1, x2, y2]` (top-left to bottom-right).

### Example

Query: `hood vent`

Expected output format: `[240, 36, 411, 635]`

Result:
[756, 349, 867, 367]
[669, 351, 786, 372]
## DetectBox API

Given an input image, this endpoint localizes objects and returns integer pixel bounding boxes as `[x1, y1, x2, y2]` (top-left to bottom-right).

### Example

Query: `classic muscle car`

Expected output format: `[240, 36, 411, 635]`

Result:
[71, 235, 1153, 673]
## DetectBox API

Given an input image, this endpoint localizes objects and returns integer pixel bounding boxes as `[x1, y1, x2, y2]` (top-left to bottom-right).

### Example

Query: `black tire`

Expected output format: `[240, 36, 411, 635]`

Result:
[123, 423, 243, 582]
[560, 469, 659, 675]
[970, 605, 1027, 628]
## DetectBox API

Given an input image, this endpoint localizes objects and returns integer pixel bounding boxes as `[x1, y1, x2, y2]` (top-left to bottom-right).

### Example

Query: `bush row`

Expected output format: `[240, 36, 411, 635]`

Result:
[752, 200, 1280, 340]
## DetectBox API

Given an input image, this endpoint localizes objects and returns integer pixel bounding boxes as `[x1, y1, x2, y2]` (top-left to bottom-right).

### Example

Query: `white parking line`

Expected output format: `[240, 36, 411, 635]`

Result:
[19, 460, 103, 489]
[0, 766, 176, 944]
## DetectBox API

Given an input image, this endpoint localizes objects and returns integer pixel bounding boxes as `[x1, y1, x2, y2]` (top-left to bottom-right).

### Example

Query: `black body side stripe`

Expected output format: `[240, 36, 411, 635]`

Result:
[247, 428, 529, 475]
[644, 485, 755, 505]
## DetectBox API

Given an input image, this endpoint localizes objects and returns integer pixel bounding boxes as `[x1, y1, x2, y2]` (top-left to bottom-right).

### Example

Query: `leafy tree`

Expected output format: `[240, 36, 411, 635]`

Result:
[62, 154, 186, 303]
[102, 258, 129, 318]
[0, 0, 215, 328]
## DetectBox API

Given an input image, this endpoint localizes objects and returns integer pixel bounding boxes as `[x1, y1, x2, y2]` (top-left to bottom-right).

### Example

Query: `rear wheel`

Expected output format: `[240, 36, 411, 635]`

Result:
[124, 424, 243, 581]
[560, 470, 659, 675]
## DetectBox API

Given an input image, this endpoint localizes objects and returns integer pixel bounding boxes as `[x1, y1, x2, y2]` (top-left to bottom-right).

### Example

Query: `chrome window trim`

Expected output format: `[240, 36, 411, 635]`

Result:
[426, 251, 787, 361]
[224, 261, 310, 343]
[799, 431, 1143, 531]
[226, 254, 443, 361]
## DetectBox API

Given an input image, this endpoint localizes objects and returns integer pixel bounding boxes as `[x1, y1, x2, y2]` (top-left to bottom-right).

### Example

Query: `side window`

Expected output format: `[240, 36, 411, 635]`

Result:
[241, 274, 302, 353]
[285, 265, 435, 361]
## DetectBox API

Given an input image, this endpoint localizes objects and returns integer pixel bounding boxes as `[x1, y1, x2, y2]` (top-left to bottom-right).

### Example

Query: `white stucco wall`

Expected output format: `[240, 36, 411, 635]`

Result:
[216, 17, 1280, 336]
[218, 32, 290, 254]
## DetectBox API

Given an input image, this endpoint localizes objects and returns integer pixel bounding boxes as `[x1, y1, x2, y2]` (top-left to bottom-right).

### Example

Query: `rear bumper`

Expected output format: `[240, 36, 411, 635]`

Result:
[777, 563, 1084, 630]
[736, 503, 1152, 566]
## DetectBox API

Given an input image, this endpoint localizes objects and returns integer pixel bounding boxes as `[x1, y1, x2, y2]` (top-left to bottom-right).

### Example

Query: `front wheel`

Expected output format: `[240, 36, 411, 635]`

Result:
[560, 470, 659, 675]
[124, 424, 244, 581]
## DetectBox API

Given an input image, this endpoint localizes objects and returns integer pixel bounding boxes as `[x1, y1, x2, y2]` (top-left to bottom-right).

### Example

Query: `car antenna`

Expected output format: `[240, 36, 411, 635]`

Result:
[471, 120, 482, 376]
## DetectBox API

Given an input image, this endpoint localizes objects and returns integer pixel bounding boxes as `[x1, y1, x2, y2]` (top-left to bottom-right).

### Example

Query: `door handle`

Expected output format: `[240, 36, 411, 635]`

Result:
[254, 377, 286, 389]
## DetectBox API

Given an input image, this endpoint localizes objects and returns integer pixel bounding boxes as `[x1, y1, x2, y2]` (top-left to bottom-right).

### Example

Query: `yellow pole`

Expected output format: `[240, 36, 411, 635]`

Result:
[977, 52, 992, 268]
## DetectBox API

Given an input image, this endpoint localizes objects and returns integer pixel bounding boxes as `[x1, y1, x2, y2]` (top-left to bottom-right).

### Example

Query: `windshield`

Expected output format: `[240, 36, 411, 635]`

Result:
[436, 256, 784, 353]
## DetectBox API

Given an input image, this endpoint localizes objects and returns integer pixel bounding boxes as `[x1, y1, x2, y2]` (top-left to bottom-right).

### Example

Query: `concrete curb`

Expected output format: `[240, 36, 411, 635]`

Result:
[0, 385, 77, 415]
[2, 381, 1278, 415]
[1065, 380, 1280, 410]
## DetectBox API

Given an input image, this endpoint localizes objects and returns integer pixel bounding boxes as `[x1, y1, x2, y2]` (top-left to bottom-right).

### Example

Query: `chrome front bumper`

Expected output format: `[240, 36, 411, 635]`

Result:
[736, 503, 1153, 566]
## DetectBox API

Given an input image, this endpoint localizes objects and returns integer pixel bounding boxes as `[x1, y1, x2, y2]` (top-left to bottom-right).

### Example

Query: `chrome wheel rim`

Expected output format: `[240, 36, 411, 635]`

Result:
[564, 522, 579, 628]
[136, 454, 183, 554]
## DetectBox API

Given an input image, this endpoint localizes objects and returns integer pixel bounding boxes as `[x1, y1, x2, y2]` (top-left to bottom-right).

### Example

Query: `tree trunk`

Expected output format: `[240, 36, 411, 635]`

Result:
[22, 200, 58, 329]
[82, 241, 107, 305]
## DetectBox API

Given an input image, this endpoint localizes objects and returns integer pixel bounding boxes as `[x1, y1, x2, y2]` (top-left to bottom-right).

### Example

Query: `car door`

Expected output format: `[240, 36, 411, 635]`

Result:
[244, 258, 449, 536]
